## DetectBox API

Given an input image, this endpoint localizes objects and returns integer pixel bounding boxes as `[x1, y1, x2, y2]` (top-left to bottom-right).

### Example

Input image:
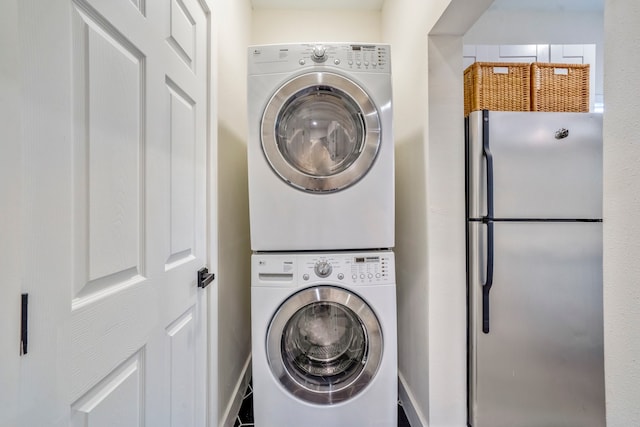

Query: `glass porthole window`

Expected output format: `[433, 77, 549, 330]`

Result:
[266, 286, 383, 405]
[276, 86, 365, 178]
[261, 72, 381, 193]
[282, 301, 366, 389]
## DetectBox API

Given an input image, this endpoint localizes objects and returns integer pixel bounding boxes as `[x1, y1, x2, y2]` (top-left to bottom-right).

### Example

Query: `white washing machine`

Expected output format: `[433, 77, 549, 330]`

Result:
[251, 251, 398, 427]
[247, 43, 394, 251]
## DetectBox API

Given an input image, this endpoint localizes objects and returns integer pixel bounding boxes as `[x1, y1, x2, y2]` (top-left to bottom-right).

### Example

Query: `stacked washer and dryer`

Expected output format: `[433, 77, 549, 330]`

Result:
[247, 43, 397, 427]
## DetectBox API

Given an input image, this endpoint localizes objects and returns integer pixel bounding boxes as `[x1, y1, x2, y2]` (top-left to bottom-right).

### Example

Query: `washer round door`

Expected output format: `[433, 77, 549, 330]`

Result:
[266, 286, 383, 404]
[261, 72, 381, 192]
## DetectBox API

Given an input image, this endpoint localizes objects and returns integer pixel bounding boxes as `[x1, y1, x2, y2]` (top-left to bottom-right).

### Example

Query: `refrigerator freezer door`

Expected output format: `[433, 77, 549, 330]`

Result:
[467, 111, 602, 220]
[468, 221, 605, 427]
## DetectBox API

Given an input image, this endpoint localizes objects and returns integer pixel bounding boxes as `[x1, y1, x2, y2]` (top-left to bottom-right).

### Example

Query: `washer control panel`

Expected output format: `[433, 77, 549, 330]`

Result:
[253, 251, 395, 286]
[302, 252, 394, 285]
[248, 43, 391, 75]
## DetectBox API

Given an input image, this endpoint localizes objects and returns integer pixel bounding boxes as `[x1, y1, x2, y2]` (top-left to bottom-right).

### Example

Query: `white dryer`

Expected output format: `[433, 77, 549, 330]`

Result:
[247, 43, 394, 251]
[251, 251, 398, 427]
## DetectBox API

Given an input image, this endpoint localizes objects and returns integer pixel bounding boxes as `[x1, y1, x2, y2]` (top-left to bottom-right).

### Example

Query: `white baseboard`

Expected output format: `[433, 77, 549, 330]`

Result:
[399, 371, 428, 427]
[219, 355, 252, 427]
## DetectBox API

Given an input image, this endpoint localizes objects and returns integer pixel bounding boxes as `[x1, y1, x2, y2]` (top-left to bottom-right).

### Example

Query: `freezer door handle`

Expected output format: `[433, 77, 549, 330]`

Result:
[482, 220, 494, 334]
[482, 110, 494, 219]
[481, 110, 495, 334]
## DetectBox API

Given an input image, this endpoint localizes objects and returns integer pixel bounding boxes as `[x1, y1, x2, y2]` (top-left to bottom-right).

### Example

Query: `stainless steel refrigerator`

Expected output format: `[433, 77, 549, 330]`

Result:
[466, 110, 605, 427]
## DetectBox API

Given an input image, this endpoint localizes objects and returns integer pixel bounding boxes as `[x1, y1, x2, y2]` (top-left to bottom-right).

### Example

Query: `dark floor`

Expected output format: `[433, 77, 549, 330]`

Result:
[234, 381, 411, 427]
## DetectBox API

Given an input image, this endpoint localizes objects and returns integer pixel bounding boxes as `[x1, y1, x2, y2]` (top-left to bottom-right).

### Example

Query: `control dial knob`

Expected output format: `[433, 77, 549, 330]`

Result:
[314, 261, 332, 278]
[312, 45, 327, 62]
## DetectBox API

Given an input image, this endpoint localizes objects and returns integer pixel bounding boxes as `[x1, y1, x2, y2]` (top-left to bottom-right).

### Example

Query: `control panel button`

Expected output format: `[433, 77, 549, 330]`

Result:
[334, 59, 341, 65]
[337, 273, 344, 280]
[312, 45, 327, 63]
[314, 261, 332, 278]
[303, 273, 310, 280]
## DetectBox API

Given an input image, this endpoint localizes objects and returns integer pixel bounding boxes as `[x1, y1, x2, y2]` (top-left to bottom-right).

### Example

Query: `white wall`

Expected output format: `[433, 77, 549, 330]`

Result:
[213, 0, 253, 425]
[603, 1, 640, 425]
[251, 9, 381, 44]
[381, 1, 492, 426]
[380, 3, 435, 425]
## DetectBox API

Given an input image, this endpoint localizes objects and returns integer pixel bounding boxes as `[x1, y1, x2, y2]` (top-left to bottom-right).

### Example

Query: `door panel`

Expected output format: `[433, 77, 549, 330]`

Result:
[0, 2, 23, 424]
[467, 111, 602, 220]
[71, 352, 144, 427]
[489, 112, 602, 219]
[14, 0, 212, 425]
[71, 2, 145, 299]
[166, 308, 197, 427]
[167, 79, 197, 268]
[469, 221, 605, 427]
[169, 0, 196, 68]
[463, 44, 544, 69]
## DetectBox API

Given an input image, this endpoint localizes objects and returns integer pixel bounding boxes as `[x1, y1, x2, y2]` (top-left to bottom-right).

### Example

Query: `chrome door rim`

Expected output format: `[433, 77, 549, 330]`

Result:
[261, 72, 381, 193]
[266, 286, 383, 404]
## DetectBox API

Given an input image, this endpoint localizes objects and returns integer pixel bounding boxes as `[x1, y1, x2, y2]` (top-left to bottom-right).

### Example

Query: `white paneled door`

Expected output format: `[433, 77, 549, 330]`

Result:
[3, 0, 213, 426]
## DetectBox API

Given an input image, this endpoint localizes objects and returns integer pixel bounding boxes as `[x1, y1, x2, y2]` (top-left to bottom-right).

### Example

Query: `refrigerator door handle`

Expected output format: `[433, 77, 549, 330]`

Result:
[482, 220, 494, 334]
[482, 110, 495, 334]
[482, 110, 494, 219]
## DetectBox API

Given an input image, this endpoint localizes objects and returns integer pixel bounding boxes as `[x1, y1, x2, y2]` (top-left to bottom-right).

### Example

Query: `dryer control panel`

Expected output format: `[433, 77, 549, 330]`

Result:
[248, 43, 391, 75]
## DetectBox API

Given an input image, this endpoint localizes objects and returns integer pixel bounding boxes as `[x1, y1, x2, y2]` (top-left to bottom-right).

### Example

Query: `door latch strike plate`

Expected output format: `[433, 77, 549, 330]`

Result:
[197, 267, 215, 289]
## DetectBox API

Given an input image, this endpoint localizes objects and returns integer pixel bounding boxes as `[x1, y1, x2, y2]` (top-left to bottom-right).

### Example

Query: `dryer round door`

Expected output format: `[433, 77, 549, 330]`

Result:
[261, 72, 381, 192]
[266, 286, 383, 404]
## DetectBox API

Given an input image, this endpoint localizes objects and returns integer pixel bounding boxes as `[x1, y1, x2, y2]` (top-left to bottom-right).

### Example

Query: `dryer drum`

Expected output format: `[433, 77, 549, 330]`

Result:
[284, 302, 366, 380]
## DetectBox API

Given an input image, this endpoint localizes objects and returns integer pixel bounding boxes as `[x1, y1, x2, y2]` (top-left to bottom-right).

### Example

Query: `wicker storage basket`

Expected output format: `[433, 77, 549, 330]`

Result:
[531, 62, 589, 112]
[463, 62, 531, 116]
